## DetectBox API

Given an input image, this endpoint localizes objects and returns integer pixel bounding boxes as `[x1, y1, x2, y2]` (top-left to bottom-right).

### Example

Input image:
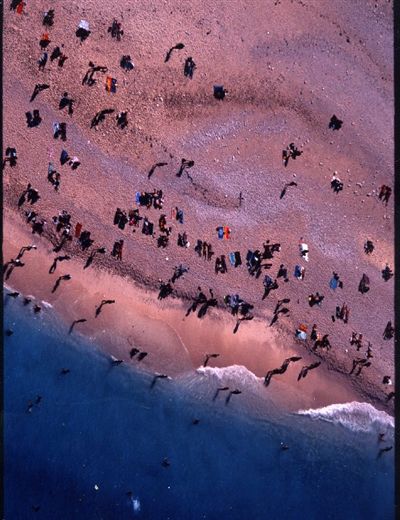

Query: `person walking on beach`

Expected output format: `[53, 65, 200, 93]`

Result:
[95, 299, 116, 318]
[30, 83, 50, 102]
[51, 274, 71, 293]
[49, 255, 71, 274]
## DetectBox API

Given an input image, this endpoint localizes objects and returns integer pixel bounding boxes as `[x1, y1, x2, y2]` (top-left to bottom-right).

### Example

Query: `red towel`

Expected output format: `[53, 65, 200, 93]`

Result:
[75, 223, 82, 238]
[16, 1, 24, 14]
[223, 226, 231, 239]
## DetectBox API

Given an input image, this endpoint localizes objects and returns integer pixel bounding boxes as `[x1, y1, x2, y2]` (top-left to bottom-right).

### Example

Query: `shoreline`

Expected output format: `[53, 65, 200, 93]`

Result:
[3, 212, 391, 415]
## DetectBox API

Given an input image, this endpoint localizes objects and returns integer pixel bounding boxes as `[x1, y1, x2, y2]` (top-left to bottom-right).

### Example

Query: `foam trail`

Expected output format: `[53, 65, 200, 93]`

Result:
[297, 402, 394, 433]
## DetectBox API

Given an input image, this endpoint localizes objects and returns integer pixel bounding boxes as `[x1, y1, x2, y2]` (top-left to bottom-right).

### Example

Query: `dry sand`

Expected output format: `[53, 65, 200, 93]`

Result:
[3, 1, 394, 413]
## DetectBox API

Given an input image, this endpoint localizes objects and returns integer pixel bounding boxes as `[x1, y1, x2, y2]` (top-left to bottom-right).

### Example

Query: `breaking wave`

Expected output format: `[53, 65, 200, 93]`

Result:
[195, 364, 263, 389]
[297, 402, 394, 433]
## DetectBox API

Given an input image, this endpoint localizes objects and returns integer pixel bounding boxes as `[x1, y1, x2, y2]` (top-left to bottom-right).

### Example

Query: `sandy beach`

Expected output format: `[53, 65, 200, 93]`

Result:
[3, 0, 394, 414]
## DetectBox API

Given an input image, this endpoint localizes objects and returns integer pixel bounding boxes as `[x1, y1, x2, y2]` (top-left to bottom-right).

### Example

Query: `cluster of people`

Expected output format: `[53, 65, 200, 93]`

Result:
[5, 6, 395, 419]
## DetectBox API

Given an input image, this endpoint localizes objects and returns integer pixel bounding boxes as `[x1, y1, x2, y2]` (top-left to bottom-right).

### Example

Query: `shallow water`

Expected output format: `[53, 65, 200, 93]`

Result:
[3, 294, 394, 520]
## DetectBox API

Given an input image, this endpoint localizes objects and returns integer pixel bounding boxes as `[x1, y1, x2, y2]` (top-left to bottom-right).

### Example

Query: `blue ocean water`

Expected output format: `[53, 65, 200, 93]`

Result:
[3, 295, 394, 520]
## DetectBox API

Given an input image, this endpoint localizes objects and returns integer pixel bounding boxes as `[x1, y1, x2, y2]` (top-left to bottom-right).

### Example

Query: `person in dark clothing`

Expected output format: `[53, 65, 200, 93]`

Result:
[331, 175, 343, 193]
[38, 52, 48, 70]
[50, 46, 62, 61]
[120, 55, 134, 71]
[82, 62, 108, 86]
[262, 275, 278, 300]
[32, 220, 46, 235]
[308, 292, 324, 307]
[84, 247, 106, 269]
[329, 114, 343, 130]
[358, 274, 370, 294]
[3, 147, 17, 167]
[170, 265, 189, 284]
[364, 240, 374, 254]
[116, 111, 128, 129]
[51, 274, 71, 294]
[164, 42, 185, 63]
[95, 299, 115, 318]
[383, 321, 394, 340]
[213, 85, 227, 100]
[43, 9, 54, 26]
[158, 281, 173, 300]
[184, 57, 196, 78]
[39, 32, 51, 49]
[111, 239, 124, 260]
[382, 264, 393, 281]
[76, 21, 91, 42]
[264, 356, 302, 387]
[47, 163, 61, 191]
[277, 264, 289, 282]
[378, 185, 392, 205]
[90, 109, 114, 128]
[30, 83, 50, 102]
[108, 19, 124, 40]
[215, 255, 228, 274]
[177, 158, 194, 178]
[118, 211, 128, 230]
[59, 92, 74, 115]
[175, 208, 184, 224]
[79, 230, 94, 251]
[53, 122, 67, 140]
[49, 255, 71, 274]
[26, 110, 42, 128]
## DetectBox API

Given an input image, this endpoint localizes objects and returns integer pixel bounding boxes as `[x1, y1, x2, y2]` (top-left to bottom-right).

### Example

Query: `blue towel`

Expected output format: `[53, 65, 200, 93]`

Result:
[217, 226, 224, 239]
[329, 277, 338, 290]
[229, 252, 236, 266]
[135, 192, 140, 204]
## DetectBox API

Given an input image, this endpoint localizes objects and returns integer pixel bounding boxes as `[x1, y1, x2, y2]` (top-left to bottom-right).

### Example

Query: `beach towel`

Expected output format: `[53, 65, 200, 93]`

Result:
[16, 1, 24, 14]
[217, 226, 224, 239]
[75, 223, 82, 238]
[135, 192, 141, 204]
[294, 265, 303, 279]
[223, 226, 231, 239]
[329, 276, 338, 290]
[78, 20, 90, 31]
[60, 149, 69, 165]
[229, 252, 235, 266]
[106, 77, 117, 93]
[296, 330, 307, 340]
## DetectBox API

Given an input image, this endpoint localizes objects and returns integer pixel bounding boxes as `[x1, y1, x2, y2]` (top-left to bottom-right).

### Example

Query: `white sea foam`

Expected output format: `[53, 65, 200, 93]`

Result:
[131, 497, 141, 514]
[297, 402, 394, 433]
[196, 364, 263, 388]
[41, 300, 53, 308]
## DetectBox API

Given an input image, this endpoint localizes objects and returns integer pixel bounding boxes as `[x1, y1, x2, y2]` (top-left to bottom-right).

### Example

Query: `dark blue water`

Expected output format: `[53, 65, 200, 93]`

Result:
[3, 295, 394, 520]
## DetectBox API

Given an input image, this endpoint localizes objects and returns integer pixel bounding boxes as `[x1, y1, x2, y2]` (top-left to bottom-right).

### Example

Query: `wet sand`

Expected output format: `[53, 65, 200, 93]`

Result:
[3, 1, 394, 413]
[2, 215, 375, 413]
